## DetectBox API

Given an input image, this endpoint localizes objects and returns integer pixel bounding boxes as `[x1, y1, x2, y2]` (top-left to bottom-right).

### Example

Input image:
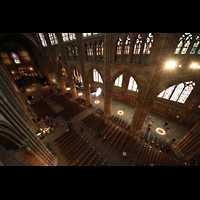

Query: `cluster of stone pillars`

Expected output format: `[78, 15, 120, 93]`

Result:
[0, 60, 56, 166]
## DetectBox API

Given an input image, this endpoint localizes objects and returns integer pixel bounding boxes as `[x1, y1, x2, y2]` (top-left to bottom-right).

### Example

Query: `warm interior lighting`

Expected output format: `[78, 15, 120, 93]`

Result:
[95, 100, 99, 104]
[156, 128, 166, 135]
[66, 87, 70, 90]
[78, 92, 83, 96]
[191, 63, 197, 68]
[166, 61, 176, 68]
[118, 110, 124, 115]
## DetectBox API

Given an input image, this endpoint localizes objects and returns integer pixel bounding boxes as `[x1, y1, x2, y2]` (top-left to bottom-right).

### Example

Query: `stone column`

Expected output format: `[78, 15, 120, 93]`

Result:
[75, 33, 91, 106]
[103, 33, 112, 118]
[129, 33, 178, 136]
[56, 33, 77, 99]
[173, 119, 200, 161]
[129, 96, 155, 135]
[43, 33, 66, 94]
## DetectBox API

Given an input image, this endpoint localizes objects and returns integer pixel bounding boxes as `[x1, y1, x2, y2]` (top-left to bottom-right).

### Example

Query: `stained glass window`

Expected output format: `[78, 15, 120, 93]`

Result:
[114, 74, 123, 87]
[157, 81, 195, 104]
[68, 46, 72, 56]
[174, 33, 192, 54]
[124, 36, 131, 55]
[87, 45, 93, 56]
[38, 33, 47, 47]
[170, 83, 184, 102]
[96, 42, 104, 56]
[177, 83, 194, 104]
[162, 85, 175, 99]
[190, 35, 200, 54]
[62, 33, 69, 42]
[133, 34, 142, 54]
[128, 77, 138, 92]
[157, 90, 165, 98]
[10, 52, 21, 64]
[48, 33, 58, 45]
[116, 37, 122, 55]
[143, 33, 153, 54]
[93, 69, 103, 83]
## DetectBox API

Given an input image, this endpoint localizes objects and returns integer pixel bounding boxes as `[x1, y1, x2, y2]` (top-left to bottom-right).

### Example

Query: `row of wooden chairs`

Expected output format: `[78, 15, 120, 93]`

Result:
[64, 137, 84, 159]
[59, 133, 80, 154]
[137, 143, 148, 166]
[126, 138, 137, 158]
[113, 130, 126, 148]
[93, 154, 103, 166]
[146, 132, 151, 141]
[74, 146, 93, 166]
[105, 127, 119, 142]
[87, 152, 100, 166]
[143, 145, 153, 166]
[193, 154, 199, 166]
[109, 115, 130, 130]
[131, 139, 143, 162]
[149, 149, 158, 165]
[95, 108, 103, 115]
[163, 154, 170, 166]
[79, 147, 96, 166]
[156, 152, 164, 166]
[118, 134, 129, 151]
[66, 140, 89, 165]
[122, 136, 134, 154]
[55, 129, 76, 146]
[160, 139, 166, 149]
[110, 129, 122, 145]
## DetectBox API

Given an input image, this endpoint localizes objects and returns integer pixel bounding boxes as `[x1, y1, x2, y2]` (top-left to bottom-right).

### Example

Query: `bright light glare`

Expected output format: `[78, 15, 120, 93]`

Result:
[166, 61, 176, 68]
[95, 100, 99, 104]
[191, 63, 197, 68]
[96, 88, 102, 97]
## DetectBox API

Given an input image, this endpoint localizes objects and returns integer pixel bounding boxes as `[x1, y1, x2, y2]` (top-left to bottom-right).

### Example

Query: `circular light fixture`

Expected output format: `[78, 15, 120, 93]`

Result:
[95, 100, 99, 104]
[118, 110, 124, 115]
[66, 87, 71, 90]
[156, 128, 166, 135]
[78, 92, 83, 96]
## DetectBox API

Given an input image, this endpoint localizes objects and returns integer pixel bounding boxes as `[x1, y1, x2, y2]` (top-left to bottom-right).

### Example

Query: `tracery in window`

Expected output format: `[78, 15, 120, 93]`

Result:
[38, 33, 47, 47]
[48, 33, 58, 45]
[114, 74, 123, 87]
[174, 33, 192, 54]
[10, 52, 21, 64]
[157, 81, 195, 104]
[124, 36, 131, 55]
[190, 34, 200, 54]
[143, 33, 153, 54]
[93, 69, 103, 83]
[87, 44, 93, 56]
[128, 76, 138, 92]
[62, 33, 76, 41]
[96, 42, 104, 56]
[116, 37, 122, 55]
[133, 34, 142, 54]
